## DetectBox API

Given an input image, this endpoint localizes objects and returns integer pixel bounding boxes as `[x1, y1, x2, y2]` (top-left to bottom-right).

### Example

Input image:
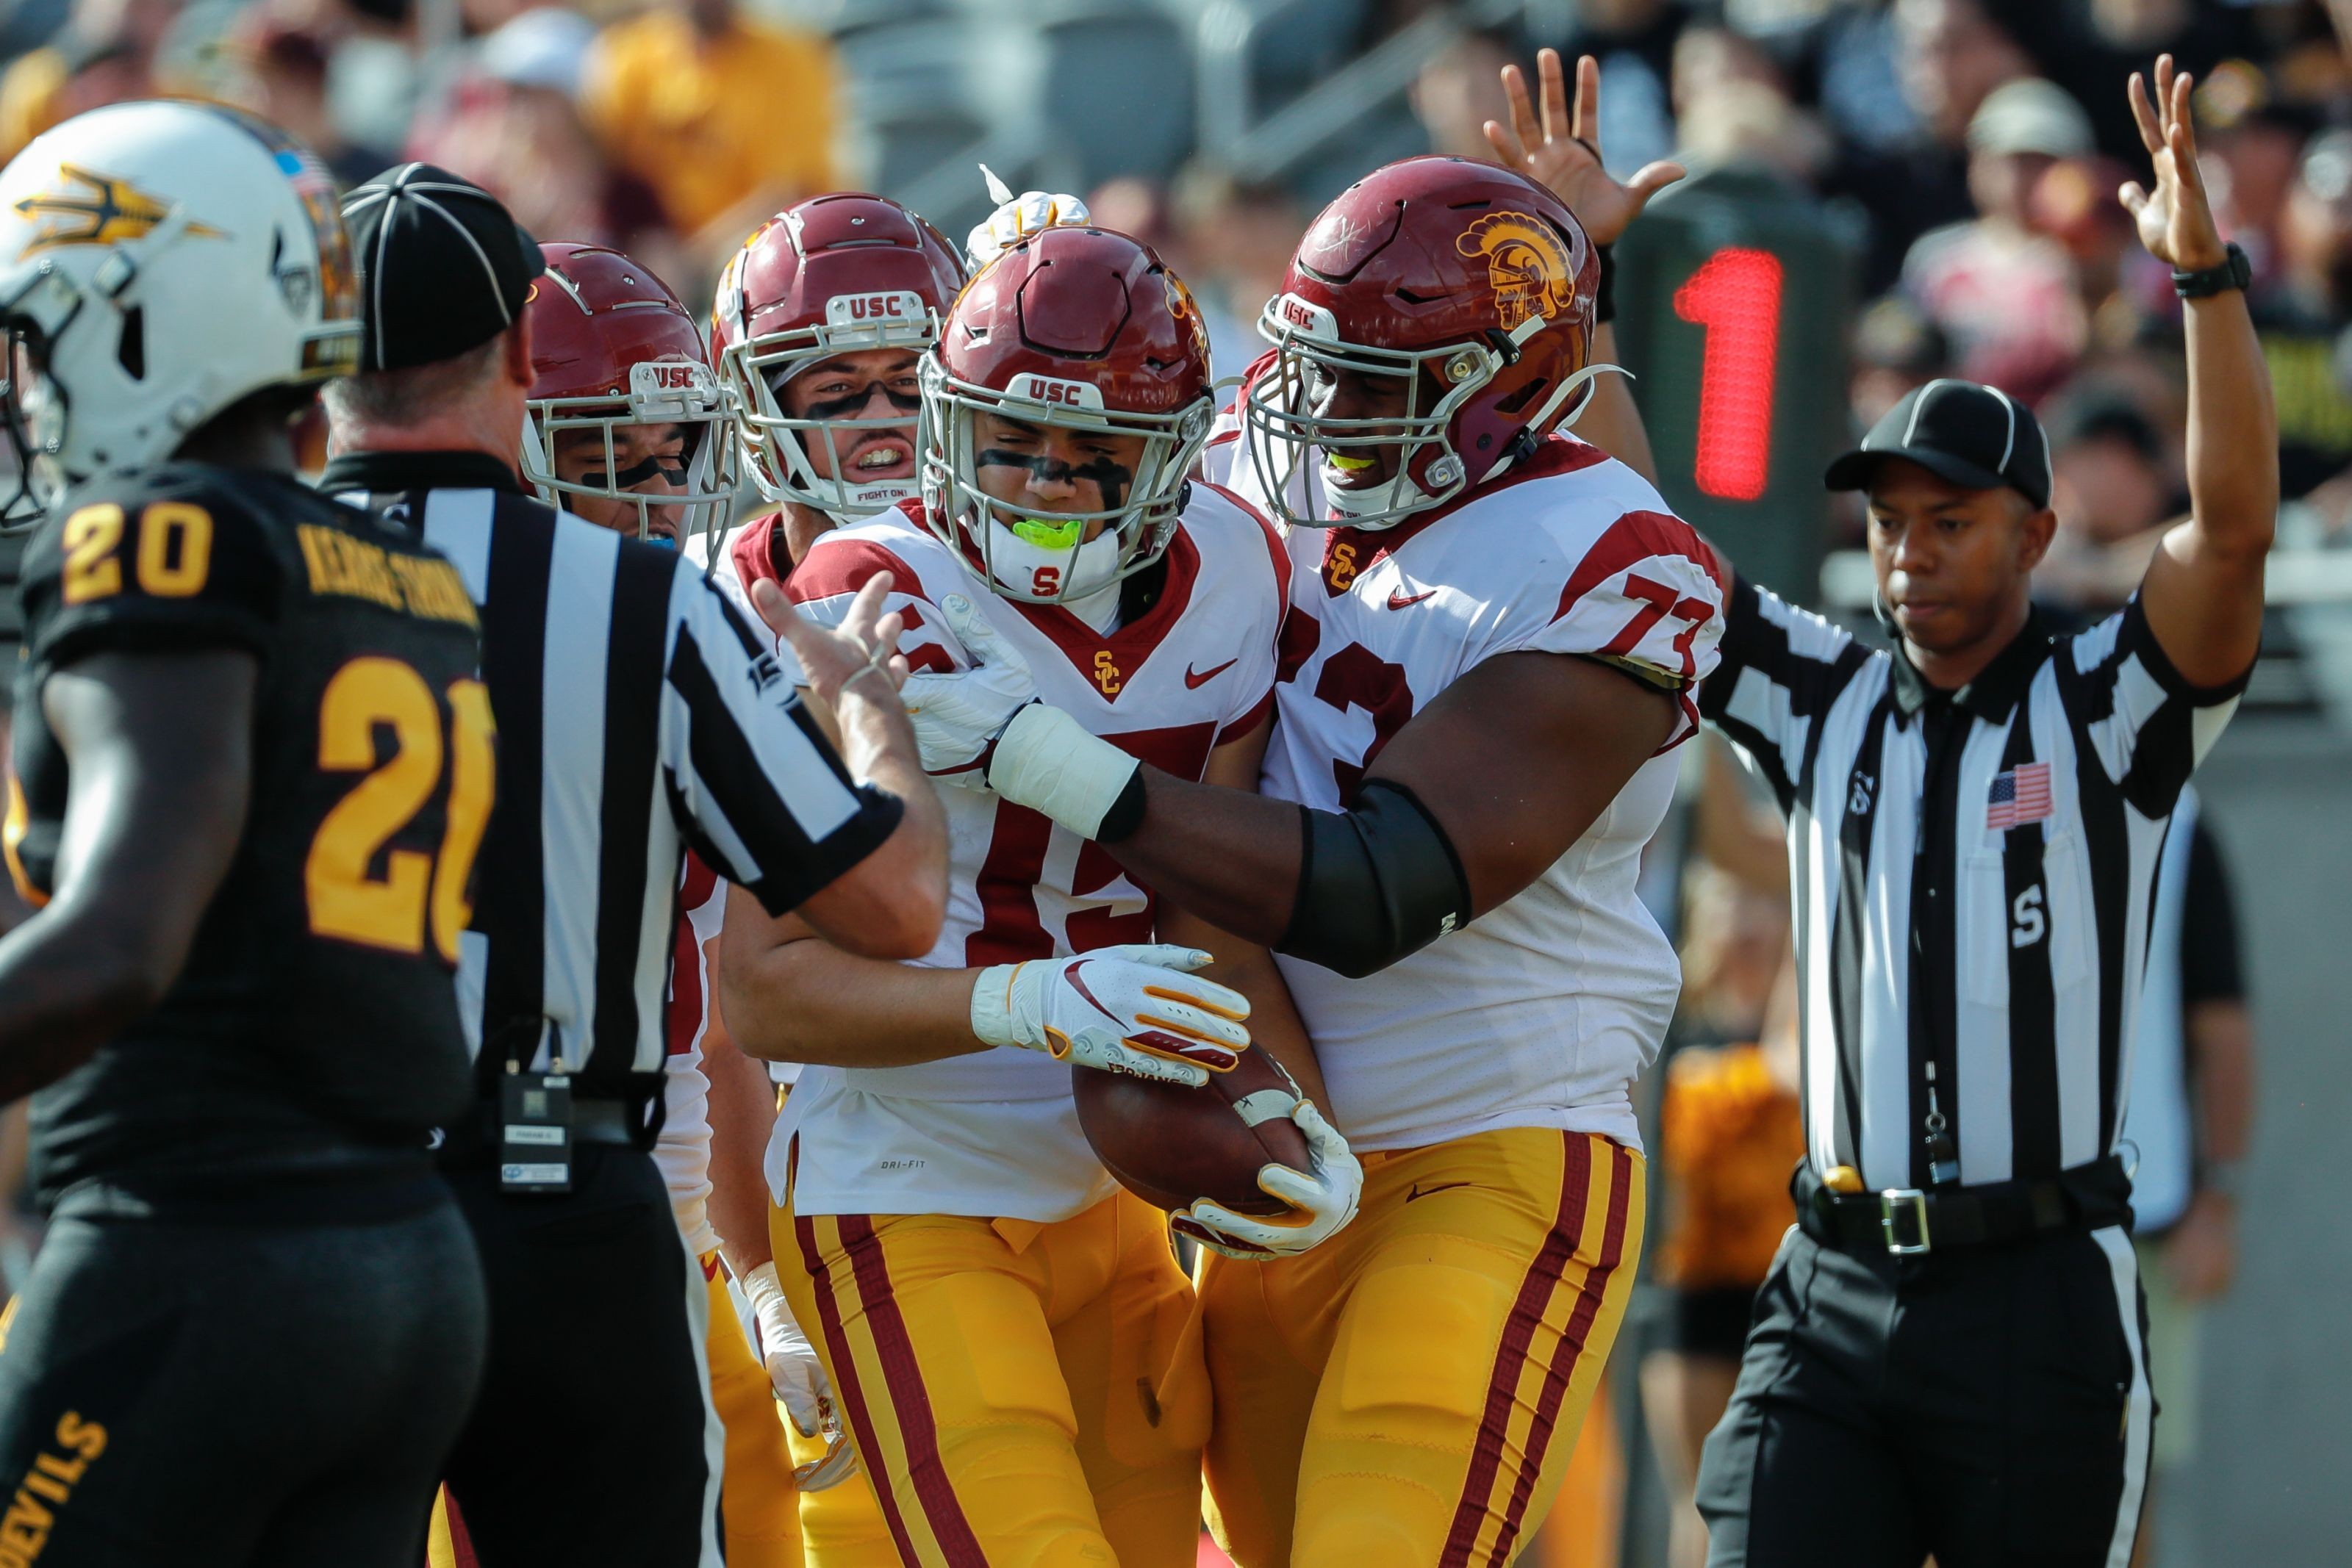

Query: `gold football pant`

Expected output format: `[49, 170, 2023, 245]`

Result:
[427, 1252, 803, 1568]
[1201, 1127, 1644, 1568]
[775, 1184, 1209, 1568]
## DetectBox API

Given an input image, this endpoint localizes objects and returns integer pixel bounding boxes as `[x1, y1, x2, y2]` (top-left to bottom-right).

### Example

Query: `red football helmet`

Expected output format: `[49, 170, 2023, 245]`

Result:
[919, 225, 1215, 605]
[521, 242, 729, 546]
[1243, 156, 1602, 531]
[711, 193, 964, 521]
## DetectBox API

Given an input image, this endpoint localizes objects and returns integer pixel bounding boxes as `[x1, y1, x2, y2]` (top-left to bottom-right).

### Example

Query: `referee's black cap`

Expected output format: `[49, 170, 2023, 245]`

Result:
[342, 163, 546, 373]
[1825, 378, 2054, 510]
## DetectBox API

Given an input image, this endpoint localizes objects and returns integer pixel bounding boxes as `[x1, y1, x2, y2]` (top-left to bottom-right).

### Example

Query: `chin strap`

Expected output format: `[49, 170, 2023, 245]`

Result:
[1479, 361, 1630, 484]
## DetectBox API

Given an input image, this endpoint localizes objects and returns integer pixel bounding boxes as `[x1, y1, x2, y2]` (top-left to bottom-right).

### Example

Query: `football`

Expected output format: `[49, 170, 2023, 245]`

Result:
[1072, 1049, 1314, 1217]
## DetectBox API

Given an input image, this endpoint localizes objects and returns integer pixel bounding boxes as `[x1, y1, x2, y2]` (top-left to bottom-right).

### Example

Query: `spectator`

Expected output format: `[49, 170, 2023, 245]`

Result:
[220, 17, 392, 190]
[579, 0, 839, 256]
[407, 10, 670, 268]
[2254, 127, 2352, 500]
[1901, 76, 2094, 401]
[1170, 162, 1309, 389]
[2037, 394, 2183, 612]
[1821, 0, 2028, 292]
[2198, 68, 2315, 284]
[1850, 293, 1954, 430]
[0, 0, 179, 158]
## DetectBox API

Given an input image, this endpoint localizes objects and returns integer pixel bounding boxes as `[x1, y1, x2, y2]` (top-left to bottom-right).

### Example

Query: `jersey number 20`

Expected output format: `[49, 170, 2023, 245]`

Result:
[307, 658, 494, 963]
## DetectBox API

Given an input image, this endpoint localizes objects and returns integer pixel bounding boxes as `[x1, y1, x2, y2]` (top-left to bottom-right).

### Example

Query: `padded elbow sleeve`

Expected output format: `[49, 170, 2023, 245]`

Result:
[1277, 779, 1471, 979]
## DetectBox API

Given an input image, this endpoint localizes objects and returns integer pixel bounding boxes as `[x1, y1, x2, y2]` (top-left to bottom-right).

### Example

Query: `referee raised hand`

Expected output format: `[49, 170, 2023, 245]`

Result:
[318, 165, 947, 1567]
[1687, 58, 2274, 1567]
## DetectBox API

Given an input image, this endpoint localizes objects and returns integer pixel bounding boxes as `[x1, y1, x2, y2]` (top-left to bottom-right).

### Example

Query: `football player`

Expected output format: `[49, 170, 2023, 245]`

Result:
[708, 193, 964, 595]
[717, 225, 1355, 1567]
[518, 241, 734, 549]
[858, 66, 1720, 1567]
[0, 102, 490, 1562]
[420, 241, 828, 1568]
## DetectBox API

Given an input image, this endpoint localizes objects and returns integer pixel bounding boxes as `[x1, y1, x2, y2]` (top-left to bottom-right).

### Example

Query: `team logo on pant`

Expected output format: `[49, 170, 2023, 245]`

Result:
[1455, 212, 1575, 332]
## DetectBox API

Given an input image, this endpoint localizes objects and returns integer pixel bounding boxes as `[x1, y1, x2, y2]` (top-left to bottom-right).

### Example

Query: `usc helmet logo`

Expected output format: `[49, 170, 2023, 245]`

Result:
[1455, 211, 1574, 332]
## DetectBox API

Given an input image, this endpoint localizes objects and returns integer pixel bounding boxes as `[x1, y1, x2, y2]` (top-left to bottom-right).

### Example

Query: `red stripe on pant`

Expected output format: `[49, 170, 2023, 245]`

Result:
[1484, 1140, 1636, 1567]
[795, 1213, 927, 1568]
[1436, 1132, 1596, 1568]
[837, 1214, 990, 1567]
[444, 1493, 481, 1568]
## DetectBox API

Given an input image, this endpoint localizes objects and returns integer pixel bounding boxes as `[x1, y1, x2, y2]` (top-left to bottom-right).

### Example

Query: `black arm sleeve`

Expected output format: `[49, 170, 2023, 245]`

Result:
[1276, 778, 1471, 979]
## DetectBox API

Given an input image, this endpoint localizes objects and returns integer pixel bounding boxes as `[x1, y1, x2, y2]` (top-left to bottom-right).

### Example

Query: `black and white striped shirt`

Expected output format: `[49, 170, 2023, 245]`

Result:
[318, 451, 900, 1098]
[1701, 577, 2247, 1193]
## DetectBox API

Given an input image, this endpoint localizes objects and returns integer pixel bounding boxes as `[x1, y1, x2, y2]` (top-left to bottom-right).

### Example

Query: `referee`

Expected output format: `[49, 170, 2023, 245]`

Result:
[318, 165, 948, 1566]
[1691, 62, 2275, 1566]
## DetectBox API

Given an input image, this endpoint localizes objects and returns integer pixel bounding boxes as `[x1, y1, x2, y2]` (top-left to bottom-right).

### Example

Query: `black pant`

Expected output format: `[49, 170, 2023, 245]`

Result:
[0, 1192, 487, 1567]
[439, 1143, 720, 1568]
[1696, 1223, 2154, 1567]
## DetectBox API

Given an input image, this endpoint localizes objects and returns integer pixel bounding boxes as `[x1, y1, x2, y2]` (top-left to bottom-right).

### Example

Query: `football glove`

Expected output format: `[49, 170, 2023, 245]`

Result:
[1172, 1101, 1363, 1259]
[971, 944, 1250, 1087]
[741, 1262, 859, 1492]
[966, 165, 1092, 271]
[897, 594, 1039, 783]
[908, 595, 1143, 835]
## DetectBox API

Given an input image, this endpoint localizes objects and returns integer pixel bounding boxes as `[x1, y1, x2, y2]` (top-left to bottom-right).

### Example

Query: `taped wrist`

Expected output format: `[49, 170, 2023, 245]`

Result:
[985, 703, 1141, 839]
[1277, 779, 1471, 979]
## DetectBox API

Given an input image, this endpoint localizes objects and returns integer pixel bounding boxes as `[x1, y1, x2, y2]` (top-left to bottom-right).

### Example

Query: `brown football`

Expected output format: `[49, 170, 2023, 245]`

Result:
[1072, 1050, 1313, 1216]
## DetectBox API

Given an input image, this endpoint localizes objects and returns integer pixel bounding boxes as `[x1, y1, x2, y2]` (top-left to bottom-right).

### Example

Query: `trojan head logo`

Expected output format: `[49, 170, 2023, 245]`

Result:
[12, 165, 223, 261]
[1454, 212, 1574, 332]
[1162, 270, 1210, 365]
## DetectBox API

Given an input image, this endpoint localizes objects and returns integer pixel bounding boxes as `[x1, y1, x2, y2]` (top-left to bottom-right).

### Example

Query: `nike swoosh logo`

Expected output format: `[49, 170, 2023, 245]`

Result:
[1405, 1181, 1471, 1203]
[1388, 589, 1436, 610]
[1184, 658, 1238, 688]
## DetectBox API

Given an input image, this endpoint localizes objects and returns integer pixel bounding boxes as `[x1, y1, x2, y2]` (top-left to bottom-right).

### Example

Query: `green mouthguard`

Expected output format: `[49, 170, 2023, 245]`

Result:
[1009, 516, 1086, 549]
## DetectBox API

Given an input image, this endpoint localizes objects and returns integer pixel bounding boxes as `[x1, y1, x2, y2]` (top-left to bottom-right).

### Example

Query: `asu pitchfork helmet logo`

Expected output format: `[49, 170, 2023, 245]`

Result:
[1454, 210, 1575, 332]
[10, 163, 224, 260]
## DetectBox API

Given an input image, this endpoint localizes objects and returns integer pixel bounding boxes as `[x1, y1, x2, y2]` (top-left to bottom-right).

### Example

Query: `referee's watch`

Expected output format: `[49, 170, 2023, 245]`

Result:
[2172, 242, 2252, 300]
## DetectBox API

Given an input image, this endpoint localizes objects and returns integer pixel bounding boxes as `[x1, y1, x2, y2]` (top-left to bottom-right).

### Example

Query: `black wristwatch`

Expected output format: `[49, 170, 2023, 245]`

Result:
[2173, 242, 2251, 300]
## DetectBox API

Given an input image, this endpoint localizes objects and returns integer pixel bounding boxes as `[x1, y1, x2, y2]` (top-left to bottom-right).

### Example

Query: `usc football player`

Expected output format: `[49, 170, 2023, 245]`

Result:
[717, 225, 1353, 1567]
[517, 242, 734, 549]
[860, 56, 1716, 1567]
[708, 193, 965, 594]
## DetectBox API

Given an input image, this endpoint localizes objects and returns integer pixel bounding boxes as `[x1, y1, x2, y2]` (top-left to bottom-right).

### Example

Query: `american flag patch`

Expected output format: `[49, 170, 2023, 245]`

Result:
[1987, 761, 2054, 831]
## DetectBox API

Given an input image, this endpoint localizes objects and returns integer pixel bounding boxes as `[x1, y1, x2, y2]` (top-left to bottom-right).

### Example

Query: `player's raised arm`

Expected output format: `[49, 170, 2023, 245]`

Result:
[1484, 48, 1682, 485]
[2120, 56, 2278, 688]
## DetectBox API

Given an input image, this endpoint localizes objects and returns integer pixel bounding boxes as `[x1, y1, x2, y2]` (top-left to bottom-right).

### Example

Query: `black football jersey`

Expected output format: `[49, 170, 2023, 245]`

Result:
[8, 463, 489, 1206]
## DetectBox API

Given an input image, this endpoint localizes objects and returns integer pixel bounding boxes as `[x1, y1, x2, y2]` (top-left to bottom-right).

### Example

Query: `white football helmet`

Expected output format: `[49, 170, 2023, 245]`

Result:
[0, 101, 359, 524]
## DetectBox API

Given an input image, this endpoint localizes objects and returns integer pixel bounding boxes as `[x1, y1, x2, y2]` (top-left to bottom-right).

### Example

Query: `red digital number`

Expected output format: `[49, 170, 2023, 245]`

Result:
[1672, 246, 1783, 503]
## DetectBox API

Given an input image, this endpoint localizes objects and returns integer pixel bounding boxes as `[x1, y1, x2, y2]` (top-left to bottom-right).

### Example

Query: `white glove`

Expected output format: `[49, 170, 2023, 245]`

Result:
[1172, 1101, 1363, 1259]
[972, 944, 1250, 1087]
[903, 596, 1143, 837]
[741, 1262, 860, 1491]
[965, 164, 1091, 271]
[897, 594, 1037, 783]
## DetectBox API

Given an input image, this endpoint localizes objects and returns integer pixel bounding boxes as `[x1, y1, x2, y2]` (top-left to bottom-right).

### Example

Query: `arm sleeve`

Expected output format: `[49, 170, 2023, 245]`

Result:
[2063, 594, 2251, 819]
[659, 566, 903, 918]
[1697, 573, 1869, 816]
[2179, 818, 2246, 1005]
[18, 479, 283, 672]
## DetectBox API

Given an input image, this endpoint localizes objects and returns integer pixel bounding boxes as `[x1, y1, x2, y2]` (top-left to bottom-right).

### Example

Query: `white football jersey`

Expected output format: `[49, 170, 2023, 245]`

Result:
[767, 492, 1289, 1221]
[658, 852, 726, 1255]
[1229, 431, 1726, 1154]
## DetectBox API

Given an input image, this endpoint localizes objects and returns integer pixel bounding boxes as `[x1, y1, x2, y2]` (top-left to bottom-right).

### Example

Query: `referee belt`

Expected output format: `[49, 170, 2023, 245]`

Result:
[1793, 1155, 2132, 1256]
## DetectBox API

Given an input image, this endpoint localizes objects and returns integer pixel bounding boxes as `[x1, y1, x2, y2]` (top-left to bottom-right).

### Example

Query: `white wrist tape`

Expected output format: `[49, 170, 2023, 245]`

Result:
[742, 1260, 790, 1316]
[969, 964, 1022, 1050]
[986, 704, 1140, 839]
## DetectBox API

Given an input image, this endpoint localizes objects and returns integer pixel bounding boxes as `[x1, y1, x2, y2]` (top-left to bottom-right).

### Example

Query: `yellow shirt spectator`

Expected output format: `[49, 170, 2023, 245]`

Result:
[581, 4, 838, 240]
